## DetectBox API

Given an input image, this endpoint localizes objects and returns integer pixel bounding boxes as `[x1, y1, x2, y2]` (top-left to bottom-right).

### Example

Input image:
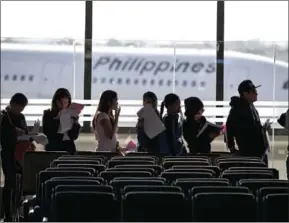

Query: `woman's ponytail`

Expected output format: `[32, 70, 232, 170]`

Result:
[160, 101, 165, 119]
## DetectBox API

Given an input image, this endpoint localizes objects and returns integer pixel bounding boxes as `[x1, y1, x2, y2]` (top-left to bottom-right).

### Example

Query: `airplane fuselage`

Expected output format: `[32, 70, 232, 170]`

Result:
[1, 44, 288, 101]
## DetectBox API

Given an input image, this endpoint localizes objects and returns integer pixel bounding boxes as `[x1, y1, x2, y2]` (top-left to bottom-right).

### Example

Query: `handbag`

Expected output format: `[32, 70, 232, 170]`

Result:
[4, 109, 35, 161]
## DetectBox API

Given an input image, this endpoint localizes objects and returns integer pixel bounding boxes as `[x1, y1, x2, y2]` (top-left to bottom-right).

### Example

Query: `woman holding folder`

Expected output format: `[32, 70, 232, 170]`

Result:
[136, 91, 168, 153]
[183, 97, 221, 154]
[42, 88, 81, 154]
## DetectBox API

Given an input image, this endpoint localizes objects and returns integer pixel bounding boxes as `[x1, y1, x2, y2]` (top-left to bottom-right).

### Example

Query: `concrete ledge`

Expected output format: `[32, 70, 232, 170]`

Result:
[28, 127, 289, 136]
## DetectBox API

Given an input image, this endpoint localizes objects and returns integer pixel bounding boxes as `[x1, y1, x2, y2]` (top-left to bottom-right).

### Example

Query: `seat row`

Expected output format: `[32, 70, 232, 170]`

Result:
[51, 154, 274, 171]
[22, 154, 288, 222]
[47, 154, 279, 183]
[26, 176, 289, 222]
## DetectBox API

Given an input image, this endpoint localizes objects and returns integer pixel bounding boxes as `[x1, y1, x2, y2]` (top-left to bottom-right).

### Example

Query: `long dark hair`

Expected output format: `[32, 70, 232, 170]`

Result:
[93, 90, 118, 129]
[51, 88, 71, 111]
[160, 93, 180, 118]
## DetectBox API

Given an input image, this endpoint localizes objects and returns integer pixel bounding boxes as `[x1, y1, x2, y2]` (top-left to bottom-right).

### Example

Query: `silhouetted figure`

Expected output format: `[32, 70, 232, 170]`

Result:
[160, 93, 186, 155]
[42, 88, 80, 154]
[136, 91, 168, 153]
[226, 80, 268, 165]
[183, 97, 220, 154]
[93, 90, 121, 152]
[0, 93, 28, 221]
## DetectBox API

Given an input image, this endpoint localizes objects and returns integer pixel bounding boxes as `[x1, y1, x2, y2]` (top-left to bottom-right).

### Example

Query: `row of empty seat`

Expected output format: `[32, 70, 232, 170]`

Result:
[22, 152, 288, 222]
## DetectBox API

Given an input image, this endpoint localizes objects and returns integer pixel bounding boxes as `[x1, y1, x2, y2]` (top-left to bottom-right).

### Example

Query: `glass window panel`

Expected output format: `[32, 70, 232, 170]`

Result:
[1, 1, 85, 100]
[92, 1, 217, 145]
[225, 1, 288, 179]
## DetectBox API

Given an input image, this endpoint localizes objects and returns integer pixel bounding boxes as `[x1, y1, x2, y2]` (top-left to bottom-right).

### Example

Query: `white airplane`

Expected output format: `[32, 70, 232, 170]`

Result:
[1, 43, 288, 101]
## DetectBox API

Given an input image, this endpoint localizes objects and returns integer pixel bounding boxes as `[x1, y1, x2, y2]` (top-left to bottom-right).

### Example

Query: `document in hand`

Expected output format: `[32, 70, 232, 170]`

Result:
[17, 135, 31, 141]
[137, 104, 166, 139]
[196, 121, 222, 139]
[58, 111, 73, 134]
[17, 133, 48, 145]
[262, 121, 271, 153]
[68, 103, 85, 113]
[58, 103, 84, 134]
[31, 134, 48, 145]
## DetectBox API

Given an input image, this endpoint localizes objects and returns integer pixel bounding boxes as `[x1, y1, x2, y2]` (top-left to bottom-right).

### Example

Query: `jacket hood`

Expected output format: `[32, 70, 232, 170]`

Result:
[229, 96, 242, 107]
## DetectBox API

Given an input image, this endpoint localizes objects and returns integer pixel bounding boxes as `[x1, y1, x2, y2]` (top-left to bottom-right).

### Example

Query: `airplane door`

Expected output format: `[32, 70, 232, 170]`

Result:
[224, 67, 249, 100]
[40, 63, 62, 98]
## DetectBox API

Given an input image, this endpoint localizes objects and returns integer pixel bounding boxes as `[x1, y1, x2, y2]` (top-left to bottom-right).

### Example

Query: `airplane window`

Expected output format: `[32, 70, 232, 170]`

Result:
[159, 79, 164, 86]
[109, 78, 115, 84]
[167, 80, 172, 86]
[117, 78, 122, 85]
[150, 79, 155, 86]
[12, 75, 17, 81]
[191, 80, 196, 87]
[28, 75, 34, 82]
[20, 75, 26, 81]
[4, 74, 9, 81]
[134, 79, 139, 85]
[93, 77, 98, 83]
[101, 77, 106, 84]
[142, 79, 147, 85]
[125, 78, 131, 85]
[175, 80, 179, 86]
[182, 80, 187, 87]
[200, 81, 206, 87]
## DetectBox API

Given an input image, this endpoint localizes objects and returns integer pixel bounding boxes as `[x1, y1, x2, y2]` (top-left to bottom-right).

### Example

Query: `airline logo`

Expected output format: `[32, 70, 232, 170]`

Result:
[93, 56, 216, 76]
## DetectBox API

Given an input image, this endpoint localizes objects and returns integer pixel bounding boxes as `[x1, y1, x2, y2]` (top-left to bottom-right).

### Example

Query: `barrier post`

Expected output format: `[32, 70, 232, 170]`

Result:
[216, 1, 225, 126]
[83, 1, 93, 132]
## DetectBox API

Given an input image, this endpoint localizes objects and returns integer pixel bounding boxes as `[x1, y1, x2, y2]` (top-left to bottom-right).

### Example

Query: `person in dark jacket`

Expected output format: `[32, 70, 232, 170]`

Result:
[277, 109, 289, 179]
[278, 109, 289, 130]
[226, 80, 269, 164]
[160, 93, 186, 155]
[136, 91, 168, 153]
[0, 93, 28, 221]
[183, 97, 219, 154]
[42, 88, 81, 154]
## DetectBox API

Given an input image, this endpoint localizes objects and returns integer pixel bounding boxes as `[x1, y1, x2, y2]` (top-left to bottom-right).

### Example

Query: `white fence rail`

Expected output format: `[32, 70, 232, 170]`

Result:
[1, 99, 287, 128]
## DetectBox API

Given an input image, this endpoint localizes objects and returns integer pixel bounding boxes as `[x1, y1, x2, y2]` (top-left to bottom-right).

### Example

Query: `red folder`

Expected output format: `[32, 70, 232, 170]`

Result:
[14, 141, 35, 161]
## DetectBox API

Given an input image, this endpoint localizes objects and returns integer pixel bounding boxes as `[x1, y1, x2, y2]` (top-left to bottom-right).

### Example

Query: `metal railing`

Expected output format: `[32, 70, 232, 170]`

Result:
[1, 99, 287, 128]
